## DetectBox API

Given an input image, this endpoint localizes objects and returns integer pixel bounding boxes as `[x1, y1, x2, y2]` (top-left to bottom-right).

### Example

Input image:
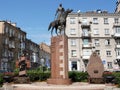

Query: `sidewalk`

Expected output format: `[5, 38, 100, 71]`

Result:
[2, 82, 120, 90]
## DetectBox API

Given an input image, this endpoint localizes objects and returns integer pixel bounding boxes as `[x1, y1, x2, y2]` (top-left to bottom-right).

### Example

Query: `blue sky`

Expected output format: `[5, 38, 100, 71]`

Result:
[0, 0, 117, 45]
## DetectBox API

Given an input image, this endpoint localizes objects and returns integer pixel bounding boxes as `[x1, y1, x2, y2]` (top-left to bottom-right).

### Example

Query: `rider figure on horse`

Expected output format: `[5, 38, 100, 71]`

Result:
[55, 4, 65, 21]
[48, 4, 72, 36]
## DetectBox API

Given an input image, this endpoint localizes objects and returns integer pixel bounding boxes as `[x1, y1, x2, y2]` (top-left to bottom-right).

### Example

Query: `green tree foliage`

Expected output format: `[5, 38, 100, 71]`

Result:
[0, 74, 3, 87]
[113, 72, 120, 87]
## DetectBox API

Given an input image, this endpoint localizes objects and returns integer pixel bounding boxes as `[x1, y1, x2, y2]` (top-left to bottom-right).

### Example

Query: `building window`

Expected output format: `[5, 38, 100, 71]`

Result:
[105, 39, 110, 45]
[18, 33, 21, 39]
[94, 39, 99, 46]
[71, 39, 76, 46]
[116, 40, 120, 45]
[96, 50, 100, 55]
[93, 29, 99, 35]
[21, 42, 25, 49]
[70, 28, 76, 35]
[84, 60, 88, 67]
[5, 38, 8, 45]
[23, 35, 26, 41]
[9, 29, 12, 37]
[83, 39, 89, 45]
[93, 18, 98, 24]
[115, 27, 120, 34]
[71, 50, 77, 57]
[114, 18, 119, 24]
[82, 18, 87, 24]
[104, 29, 109, 35]
[107, 62, 112, 69]
[5, 27, 8, 33]
[106, 50, 111, 56]
[82, 29, 89, 36]
[3, 49, 8, 57]
[104, 18, 109, 24]
[116, 48, 120, 56]
[71, 61, 77, 71]
[70, 18, 75, 24]
[83, 49, 91, 56]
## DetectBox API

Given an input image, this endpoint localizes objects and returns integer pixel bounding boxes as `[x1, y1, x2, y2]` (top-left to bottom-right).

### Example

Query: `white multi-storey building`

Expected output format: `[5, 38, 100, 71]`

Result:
[66, 1, 120, 72]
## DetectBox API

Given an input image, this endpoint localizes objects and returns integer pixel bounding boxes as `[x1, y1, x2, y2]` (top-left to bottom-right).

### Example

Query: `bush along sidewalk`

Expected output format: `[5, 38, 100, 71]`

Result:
[12, 68, 120, 88]
[27, 70, 50, 82]
[113, 72, 120, 87]
[0, 74, 3, 87]
[69, 71, 88, 82]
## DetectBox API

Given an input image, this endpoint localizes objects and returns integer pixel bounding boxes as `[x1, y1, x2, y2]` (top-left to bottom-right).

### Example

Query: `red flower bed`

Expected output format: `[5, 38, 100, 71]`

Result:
[4, 72, 14, 76]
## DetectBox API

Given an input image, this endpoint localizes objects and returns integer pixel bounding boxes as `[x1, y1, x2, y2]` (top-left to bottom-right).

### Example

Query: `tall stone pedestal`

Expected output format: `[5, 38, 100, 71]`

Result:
[47, 35, 71, 85]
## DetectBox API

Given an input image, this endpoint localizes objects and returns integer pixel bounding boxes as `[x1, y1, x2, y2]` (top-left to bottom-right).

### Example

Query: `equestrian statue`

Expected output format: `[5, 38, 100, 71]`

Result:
[48, 4, 73, 36]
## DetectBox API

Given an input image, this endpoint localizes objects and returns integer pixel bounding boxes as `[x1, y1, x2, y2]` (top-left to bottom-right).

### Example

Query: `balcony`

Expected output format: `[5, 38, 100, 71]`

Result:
[9, 45, 15, 51]
[112, 33, 120, 38]
[116, 45, 120, 48]
[82, 44, 93, 49]
[82, 55, 90, 59]
[81, 22, 91, 28]
[113, 22, 120, 27]
[19, 38, 26, 43]
[81, 33, 91, 38]
[116, 56, 120, 59]
[9, 35, 15, 40]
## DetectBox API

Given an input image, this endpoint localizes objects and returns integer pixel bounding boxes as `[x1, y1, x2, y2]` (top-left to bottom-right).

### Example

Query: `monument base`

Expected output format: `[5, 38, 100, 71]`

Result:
[47, 78, 72, 85]
[88, 77, 104, 84]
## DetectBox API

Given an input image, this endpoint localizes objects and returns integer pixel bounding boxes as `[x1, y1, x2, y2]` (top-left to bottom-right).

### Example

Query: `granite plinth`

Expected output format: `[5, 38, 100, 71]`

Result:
[47, 35, 71, 85]
[47, 78, 72, 85]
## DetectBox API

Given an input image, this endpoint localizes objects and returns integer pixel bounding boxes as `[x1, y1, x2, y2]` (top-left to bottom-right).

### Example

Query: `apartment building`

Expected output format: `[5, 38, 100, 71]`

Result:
[39, 42, 50, 68]
[26, 39, 40, 69]
[0, 21, 41, 71]
[0, 21, 26, 72]
[66, 1, 120, 72]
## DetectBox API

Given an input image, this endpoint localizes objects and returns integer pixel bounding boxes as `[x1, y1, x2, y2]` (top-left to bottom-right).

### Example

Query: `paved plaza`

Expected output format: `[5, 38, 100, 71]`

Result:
[2, 82, 120, 90]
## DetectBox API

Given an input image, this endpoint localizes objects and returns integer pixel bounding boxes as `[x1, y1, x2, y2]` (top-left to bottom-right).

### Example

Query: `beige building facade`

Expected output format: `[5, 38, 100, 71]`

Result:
[66, 1, 120, 72]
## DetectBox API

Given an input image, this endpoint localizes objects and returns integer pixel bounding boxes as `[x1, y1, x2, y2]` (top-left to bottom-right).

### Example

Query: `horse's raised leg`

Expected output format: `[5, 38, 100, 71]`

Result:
[51, 29, 53, 36]
[55, 29, 58, 36]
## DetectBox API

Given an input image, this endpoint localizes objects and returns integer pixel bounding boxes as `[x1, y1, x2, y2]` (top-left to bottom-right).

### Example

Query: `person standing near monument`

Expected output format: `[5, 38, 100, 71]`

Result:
[55, 4, 65, 21]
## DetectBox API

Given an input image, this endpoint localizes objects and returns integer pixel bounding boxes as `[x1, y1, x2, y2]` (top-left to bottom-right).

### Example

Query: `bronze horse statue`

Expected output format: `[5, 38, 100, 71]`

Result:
[48, 9, 73, 36]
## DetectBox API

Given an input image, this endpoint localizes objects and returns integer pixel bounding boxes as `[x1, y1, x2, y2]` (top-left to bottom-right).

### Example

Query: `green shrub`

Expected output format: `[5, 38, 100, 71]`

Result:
[113, 72, 120, 87]
[27, 70, 50, 82]
[0, 74, 3, 87]
[13, 68, 19, 76]
[69, 71, 88, 82]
